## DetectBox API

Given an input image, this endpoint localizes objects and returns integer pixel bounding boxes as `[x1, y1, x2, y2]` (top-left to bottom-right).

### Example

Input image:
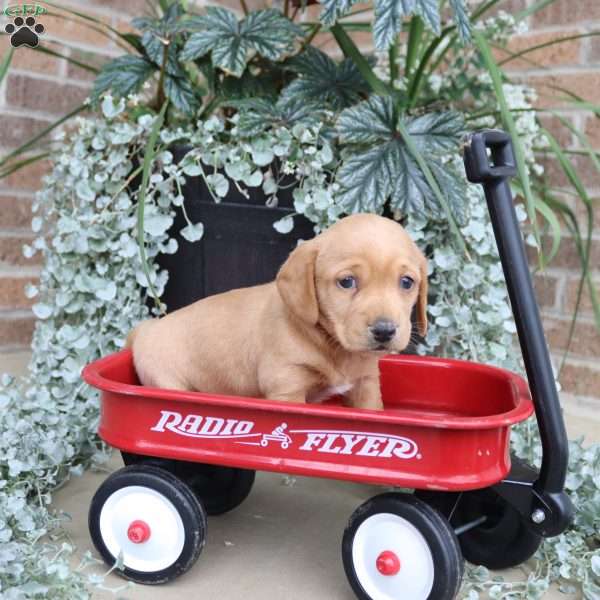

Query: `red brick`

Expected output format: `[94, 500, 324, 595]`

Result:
[0, 37, 61, 75]
[94, 0, 150, 14]
[559, 361, 600, 396]
[0, 237, 40, 266]
[0, 161, 52, 194]
[590, 34, 600, 62]
[0, 315, 35, 347]
[66, 48, 109, 83]
[538, 154, 600, 192]
[574, 196, 600, 233]
[0, 277, 38, 309]
[6, 74, 90, 115]
[0, 196, 34, 230]
[544, 316, 600, 357]
[537, 114, 575, 149]
[501, 30, 582, 71]
[532, 0, 600, 26]
[524, 72, 600, 110]
[534, 273, 559, 309]
[313, 29, 373, 56]
[488, 0, 528, 16]
[564, 277, 600, 317]
[42, 13, 112, 48]
[0, 115, 53, 152]
[527, 235, 600, 270]
[584, 114, 600, 150]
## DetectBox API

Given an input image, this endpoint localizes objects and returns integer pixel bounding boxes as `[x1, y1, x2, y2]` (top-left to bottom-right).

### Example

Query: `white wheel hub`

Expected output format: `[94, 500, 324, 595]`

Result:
[352, 512, 435, 600]
[99, 485, 186, 573]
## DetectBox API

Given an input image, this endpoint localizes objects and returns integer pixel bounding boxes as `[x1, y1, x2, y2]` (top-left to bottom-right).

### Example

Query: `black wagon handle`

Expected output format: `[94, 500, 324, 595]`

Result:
[463, 130, 573, 537]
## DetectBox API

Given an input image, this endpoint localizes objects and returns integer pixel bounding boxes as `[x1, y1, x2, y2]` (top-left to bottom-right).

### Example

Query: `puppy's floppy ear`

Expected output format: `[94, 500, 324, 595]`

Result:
[276, 239, 319, 324]
[416, 255, 429, 337]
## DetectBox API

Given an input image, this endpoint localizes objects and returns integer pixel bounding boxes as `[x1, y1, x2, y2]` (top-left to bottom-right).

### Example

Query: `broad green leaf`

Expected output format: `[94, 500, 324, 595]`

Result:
[180, 7, 303, 77]
[448, 0, 471, 42]
[233, 96, 328, 137]
[92, 55, 156, 101]
[319, 0, 359, 25]
[140, 31, 182, 76]
[335, 95, 465, 220]
[281, 47, 369, 110]
[165, 75, 201, 114]
[373, 0, 440, 50]
[405, 111, 465, 153]
[132, 2, 184, 37]
[323, 0, 469, 50]
[337, 94, 396, 143]
[220, 69, 281, 101]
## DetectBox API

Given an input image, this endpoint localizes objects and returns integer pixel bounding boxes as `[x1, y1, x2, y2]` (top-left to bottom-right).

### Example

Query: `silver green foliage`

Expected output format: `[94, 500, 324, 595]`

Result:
[0, 104, 189, 598]
[180, 7, 304, 77]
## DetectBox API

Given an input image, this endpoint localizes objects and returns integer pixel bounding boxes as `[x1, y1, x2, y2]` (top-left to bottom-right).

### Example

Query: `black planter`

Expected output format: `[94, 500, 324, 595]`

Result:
[156, 147, 315, 312]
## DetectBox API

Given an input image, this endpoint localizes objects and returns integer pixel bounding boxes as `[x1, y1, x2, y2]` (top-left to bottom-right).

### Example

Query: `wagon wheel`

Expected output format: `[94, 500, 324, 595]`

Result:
[88, 465, 206, 584]
[415, 489, 542, 570]
[121, 452, 255, 516]
[342, 493, 463, 600]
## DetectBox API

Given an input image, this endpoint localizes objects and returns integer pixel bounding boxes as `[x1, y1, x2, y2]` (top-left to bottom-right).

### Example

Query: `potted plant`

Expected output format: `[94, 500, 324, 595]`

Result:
[1, 1, 600, 597]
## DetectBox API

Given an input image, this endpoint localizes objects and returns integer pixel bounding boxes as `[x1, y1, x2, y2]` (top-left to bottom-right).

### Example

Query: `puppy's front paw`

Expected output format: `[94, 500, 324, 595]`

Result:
[344, 377, 384, 410]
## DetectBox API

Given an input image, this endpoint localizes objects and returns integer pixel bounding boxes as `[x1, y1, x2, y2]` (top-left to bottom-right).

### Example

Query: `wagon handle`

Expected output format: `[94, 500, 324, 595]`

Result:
[463, 130, 573, 537]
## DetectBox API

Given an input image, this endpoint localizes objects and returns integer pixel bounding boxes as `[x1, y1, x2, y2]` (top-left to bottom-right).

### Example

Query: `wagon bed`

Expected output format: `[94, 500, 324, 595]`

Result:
[83, 349, 533, 491]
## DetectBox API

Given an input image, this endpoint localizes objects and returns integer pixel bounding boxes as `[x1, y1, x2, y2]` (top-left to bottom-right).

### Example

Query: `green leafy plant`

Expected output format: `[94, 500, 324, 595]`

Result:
[1, 0, 600, 598]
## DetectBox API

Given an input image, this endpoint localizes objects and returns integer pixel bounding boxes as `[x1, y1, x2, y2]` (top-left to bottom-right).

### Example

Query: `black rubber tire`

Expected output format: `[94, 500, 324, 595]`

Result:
[121, 452, 255, 516]
[89, 465, 207, 584]
[415, 489, 542, 570]
[342, 493, 464, 600]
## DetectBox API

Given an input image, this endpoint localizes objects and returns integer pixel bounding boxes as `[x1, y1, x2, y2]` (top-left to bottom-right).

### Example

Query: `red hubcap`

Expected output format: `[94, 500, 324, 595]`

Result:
[127, 520, 151, 544]
[376, 550, 401, 576]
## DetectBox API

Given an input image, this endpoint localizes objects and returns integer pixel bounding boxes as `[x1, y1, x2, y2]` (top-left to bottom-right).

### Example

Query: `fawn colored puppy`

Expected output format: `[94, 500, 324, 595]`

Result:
[128, 213, 428, 410]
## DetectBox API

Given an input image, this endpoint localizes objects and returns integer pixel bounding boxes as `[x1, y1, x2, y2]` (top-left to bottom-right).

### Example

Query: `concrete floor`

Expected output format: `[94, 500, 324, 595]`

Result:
[3, 351, 598, 599]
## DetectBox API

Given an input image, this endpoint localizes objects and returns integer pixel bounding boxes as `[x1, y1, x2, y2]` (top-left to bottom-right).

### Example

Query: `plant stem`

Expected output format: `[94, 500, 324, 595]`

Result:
[406, 32, 448, 108]
[137, 101, 169, 312]
[405, 16, 424, 77]
[284, 0, 289, 18]
[156, 39, 169, 110]
[389, 42, 399, 87]
[473, 29, 541, 251]
[301, 23, 322, 51]
[239, 0, 249, 15]
[330, 23, 389, 96]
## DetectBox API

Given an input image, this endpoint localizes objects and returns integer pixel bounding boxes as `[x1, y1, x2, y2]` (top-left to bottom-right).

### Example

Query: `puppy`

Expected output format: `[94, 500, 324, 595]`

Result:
[128, 213, 428, 410]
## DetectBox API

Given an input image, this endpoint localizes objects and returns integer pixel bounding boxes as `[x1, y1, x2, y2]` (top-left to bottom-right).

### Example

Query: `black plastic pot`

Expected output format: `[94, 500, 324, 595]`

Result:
[156, 147, 315, 312]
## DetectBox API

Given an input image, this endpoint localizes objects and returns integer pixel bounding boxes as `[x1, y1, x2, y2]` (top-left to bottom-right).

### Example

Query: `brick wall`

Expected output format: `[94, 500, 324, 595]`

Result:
[0, 1, 598, 408]
[496, 0, 600, 411]
[0, 0, 144, 356]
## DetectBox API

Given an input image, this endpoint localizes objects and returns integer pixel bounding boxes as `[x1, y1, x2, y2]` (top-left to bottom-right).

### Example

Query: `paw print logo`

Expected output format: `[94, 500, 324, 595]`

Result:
[5, 16, 45, 48]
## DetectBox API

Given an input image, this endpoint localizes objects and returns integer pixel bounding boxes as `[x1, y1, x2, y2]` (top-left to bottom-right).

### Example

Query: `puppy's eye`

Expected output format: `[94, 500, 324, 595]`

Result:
[337, 276, 357, 290]
[400, 276, 415, 290]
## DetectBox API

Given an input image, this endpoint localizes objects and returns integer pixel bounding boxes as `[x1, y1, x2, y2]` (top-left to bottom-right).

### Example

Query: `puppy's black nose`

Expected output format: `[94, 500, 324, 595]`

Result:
[370, 319, 397, 343]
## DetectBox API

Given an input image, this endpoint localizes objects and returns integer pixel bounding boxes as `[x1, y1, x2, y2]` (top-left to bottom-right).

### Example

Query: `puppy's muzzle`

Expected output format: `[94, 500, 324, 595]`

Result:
[369, 319, 397, 344]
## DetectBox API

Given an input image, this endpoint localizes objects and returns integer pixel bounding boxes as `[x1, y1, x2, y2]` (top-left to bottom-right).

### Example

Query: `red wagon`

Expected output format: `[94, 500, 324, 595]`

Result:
[83, 131, 573, 599]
